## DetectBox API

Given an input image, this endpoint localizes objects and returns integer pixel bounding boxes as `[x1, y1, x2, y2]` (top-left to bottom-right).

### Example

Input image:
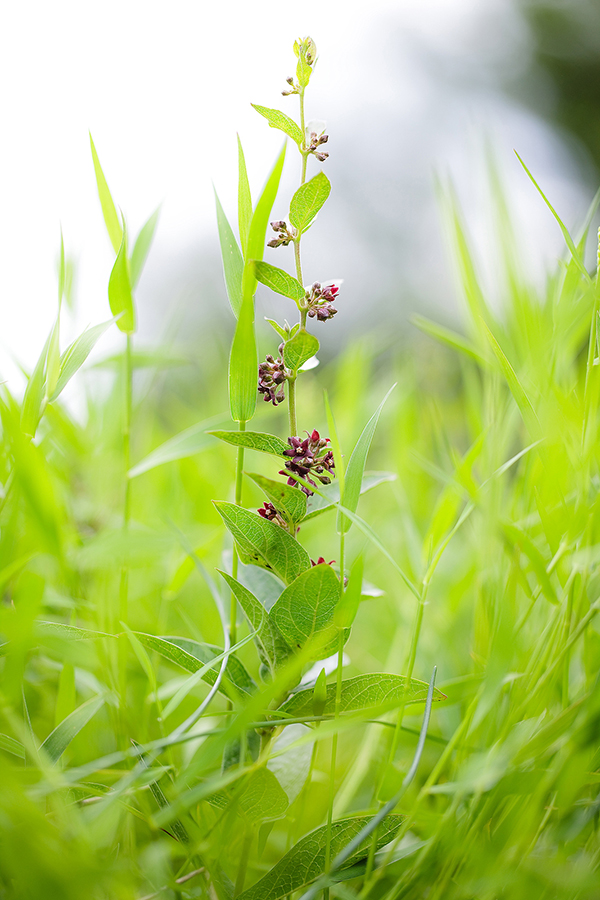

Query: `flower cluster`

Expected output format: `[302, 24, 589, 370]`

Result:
[280, 429, 335, 496]
[267, 220, 296, 249]
[307, 130, 329, 162]
[305, 282, 340, 321]
[258, 354, 286, 406]
[258, 502, 288, 530]
[311, 556, 335, 567]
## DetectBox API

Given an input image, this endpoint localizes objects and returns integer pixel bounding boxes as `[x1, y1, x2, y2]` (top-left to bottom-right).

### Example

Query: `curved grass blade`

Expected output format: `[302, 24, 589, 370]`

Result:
[49, 318, 115, 402]
[130, 206, 160, 289]
[128, 413, 228, 478]
[215, 188, 244, 317]
[238, 135, 252, 257]
[89, 133, 122, 253]
[109, 217, 136, 334]
[41, 694, 105, 764]
[339, 384, 396, 533]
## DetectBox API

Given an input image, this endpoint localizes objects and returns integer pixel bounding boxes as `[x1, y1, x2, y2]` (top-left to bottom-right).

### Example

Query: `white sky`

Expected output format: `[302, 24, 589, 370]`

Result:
[0, 0, 590, 391]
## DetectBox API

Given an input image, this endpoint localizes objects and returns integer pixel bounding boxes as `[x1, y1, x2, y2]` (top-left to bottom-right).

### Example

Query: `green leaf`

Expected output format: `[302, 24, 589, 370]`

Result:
[135, 633, 255, 701]
[89, 133, 122, 254]
[339, 385, 395, 533]
[45, 315, 61, 402]
[209, 430, 289, 456]
[128, 413, 227, 478]
[21, 332, 51, 438]
[108, 219, 136, 334]
[411, 314, 487, 366]
[277, 673, 447, 718]
[35, 621, 110, 641]
[270, 564, 341, 658]
[238, 135, 252, 258]
[214, 502, 310, 585]
[251, 104, 303, 145]
[238, 815, 404, 900]
[252, 261, 306, 304]
[334, 556, 363, 628]
[304, 473, 396, 521]
[41, 695, 105, 764]
[218, 571, 292, 669]
[289, 172, 331, 234]
[265, 318, 288, 340]
[242, 144, 287, 303]
[161, 631, 258, 719]
[514, 151, 592, 285]
[215, 188, 244, 318]
[0, 734, 25, 760]
[130, 206, 160, 289]
[479, 318, 541, 439]
[283, 329, 319, 372]
[49, 318, 115, 402]
[229, 291, 257, 422]
[246, 472, 307, 529]
[238, 767, 289, 821]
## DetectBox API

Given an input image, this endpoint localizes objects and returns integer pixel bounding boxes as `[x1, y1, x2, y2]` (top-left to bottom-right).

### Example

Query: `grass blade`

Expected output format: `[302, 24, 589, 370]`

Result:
[89, 133, 122, 253]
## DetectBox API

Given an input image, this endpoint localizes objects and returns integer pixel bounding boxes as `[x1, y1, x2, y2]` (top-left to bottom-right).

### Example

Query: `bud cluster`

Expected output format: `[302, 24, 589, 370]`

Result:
[280, 429, 335, 496]
[258, 354, 286, 406]
[258, 502, 288, 530]
[282, 76, 300, 97]
[268, 220, 296, 249]
[305, 282, 340, 321]
[307, 130, 329, 162]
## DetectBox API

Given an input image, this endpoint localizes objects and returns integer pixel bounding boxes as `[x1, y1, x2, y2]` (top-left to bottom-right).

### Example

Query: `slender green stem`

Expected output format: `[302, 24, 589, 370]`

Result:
[118, 333, 133, 712]
[324, 536, 346, 898]
[230, 420, 246, 646]
[288, 378, 298, 437]
[234, 828, 253, 897]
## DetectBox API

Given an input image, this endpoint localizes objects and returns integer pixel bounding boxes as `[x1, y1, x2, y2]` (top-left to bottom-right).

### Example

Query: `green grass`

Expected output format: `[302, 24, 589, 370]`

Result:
[2, 58, 600, 900]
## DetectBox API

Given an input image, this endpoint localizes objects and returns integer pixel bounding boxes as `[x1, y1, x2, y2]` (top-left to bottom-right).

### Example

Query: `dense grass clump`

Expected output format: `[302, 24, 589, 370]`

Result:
[2, 37, 600, 900]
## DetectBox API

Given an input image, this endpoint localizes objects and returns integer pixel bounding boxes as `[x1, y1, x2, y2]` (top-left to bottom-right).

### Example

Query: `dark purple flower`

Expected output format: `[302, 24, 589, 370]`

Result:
[305, 282, 340, 322]
[258, 355, 286, 406]
[258, 502, 287, 530]
[279, 429, 335, 496]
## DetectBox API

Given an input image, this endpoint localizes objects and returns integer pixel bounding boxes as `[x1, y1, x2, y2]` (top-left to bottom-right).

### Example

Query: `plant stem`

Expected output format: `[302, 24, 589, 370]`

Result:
[230, 419, 246, 646]
[324, 536, 346, 898]
[118, 334, 133, 706]
[234, 828, 253, 897]
[288, 378, 298, 437]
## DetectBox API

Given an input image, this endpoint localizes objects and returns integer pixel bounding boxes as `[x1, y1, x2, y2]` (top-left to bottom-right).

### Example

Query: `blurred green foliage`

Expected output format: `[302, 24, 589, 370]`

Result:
[1, 160, 600, 899]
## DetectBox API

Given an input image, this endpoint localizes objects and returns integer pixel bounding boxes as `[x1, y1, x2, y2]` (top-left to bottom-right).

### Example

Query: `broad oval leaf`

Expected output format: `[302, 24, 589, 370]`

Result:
[239, 767, 289, 821]
[49, 318, 115, 402]
[251, 104, 303, 145]
[128, 413, 228, 478]
[215, 189, 244, 317]
[277, 673, 447, 718]
[218, 571, 292, 669]
[246, 472, 307, 529]
[214, 502, 310, 585]
[209, 430, 289, 456]
[289, 172, 331, 234]
[135, 633, 255, 701]
[269, 564, 341, 658]
[238, 815, 404, 900]
[283, 330, 319, 372]
[339, 385, 396, 533]
[252, 261, 306, 304]
[41, 695, 105, 764]
[108, 221, 136, 334]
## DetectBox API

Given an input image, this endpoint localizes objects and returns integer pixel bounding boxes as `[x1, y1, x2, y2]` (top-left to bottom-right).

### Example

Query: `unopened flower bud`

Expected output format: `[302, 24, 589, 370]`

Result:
[258, 354, 287, 406]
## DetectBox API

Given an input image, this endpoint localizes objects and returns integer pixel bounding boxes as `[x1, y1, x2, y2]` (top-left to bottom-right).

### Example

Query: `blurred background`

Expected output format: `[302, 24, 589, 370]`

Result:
[2, 0, 600, 387]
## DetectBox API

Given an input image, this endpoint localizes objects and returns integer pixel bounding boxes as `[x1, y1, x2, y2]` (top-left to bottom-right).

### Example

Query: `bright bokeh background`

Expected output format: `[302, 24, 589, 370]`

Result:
[0, 0, 595, 386]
